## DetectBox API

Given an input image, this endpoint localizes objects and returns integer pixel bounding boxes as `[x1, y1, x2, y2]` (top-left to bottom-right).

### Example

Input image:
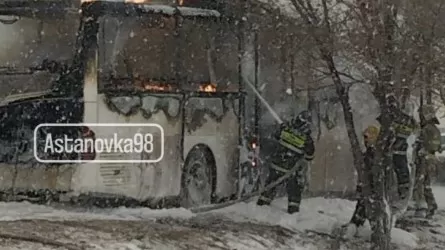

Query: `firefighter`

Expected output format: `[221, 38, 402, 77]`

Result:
[377, 95, 417, 201]
[349, 125, 380, 227]
[256, 110, 315, 214]
[413, 105, 441, 218]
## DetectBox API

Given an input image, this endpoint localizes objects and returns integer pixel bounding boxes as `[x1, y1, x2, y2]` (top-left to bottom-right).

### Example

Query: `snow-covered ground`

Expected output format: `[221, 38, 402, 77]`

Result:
[0, 187, 444, 250]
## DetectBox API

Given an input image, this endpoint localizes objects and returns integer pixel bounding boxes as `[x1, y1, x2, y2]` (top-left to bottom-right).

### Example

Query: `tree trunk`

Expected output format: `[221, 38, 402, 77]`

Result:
[368, 80, 393, 250]
[369, 122, 392, 250]
[322, 55, 368, 201]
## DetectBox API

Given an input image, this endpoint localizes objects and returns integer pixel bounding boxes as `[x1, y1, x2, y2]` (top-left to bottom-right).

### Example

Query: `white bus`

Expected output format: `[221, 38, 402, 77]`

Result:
[0, 0, 259, 208]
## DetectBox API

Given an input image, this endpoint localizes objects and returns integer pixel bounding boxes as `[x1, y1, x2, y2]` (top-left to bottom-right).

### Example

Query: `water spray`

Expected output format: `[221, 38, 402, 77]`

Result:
[242, 74, 283, 124]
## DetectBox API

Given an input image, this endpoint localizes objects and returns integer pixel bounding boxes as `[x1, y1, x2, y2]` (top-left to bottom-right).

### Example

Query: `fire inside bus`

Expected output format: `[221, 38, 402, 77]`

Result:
[0, 0, 260, 208]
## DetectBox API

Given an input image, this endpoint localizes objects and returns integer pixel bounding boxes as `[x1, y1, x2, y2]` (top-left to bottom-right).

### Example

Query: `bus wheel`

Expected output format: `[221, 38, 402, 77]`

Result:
[180, 146, 215, 208]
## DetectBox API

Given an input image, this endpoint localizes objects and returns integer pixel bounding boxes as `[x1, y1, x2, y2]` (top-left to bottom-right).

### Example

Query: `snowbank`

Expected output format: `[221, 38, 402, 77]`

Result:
[1, 187, 444, 249]
[0, 201, 194, 221]
[212, 195, 422, 249]
[213, 197, 355, 234]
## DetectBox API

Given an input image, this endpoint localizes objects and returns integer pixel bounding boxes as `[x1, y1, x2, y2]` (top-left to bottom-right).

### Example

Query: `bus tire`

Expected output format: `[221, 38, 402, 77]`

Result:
[179, 145, 216, 208]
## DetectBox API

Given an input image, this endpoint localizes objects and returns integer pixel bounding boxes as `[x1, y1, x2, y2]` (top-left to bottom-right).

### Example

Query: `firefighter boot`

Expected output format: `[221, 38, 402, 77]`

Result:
[287, 173, 303, 214]
[287, 202, 300, 214]
[426, 204, 438, 219]
[257, 196, 271, 206]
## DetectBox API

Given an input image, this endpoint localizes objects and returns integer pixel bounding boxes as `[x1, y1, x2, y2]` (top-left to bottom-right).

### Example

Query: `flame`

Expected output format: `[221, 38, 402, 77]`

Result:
[178, 0, 184, 5]
[137, 80, 173, 91]
[199, 83, 217, 92]
[251, 142, 256, 149]
[143, 85, 172, 91]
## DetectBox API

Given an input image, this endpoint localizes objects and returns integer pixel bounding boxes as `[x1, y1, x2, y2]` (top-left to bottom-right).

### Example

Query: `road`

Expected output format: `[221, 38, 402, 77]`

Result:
[0, 187, 444, 250]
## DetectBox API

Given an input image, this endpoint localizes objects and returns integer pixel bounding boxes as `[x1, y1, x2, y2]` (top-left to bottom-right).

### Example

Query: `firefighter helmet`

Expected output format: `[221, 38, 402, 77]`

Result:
[291, 110, 312, 134]
[386, 94, 398, 110]
[363, 125, 380, 146]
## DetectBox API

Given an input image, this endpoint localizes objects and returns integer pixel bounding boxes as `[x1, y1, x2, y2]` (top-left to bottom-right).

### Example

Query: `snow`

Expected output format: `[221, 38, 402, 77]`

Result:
[135, 5, 221, 17]
[0, 202, 194, 221]
[177, 7, 220, 17]
[257, 0, 352, 22]
[0, 186, 445, 249]
[140, 4, 176, 15]
[214, 197, 353, 234]
[210, 186, 445, 249]
[391, 228, 419, 249]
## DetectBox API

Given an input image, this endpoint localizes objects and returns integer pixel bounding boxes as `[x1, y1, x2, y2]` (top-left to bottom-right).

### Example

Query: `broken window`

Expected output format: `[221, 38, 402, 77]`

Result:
[177, 17, 212, 85]
[98, 14, 178, 91]
[213, 24, 239, 90]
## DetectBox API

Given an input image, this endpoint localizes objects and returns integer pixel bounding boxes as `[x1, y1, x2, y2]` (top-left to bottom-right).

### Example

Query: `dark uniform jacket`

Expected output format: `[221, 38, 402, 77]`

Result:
[418, 123, 441, 154]
[377, 110, 417, 154]
[357, 146, 375, 194]
[268, 123, 315, 171]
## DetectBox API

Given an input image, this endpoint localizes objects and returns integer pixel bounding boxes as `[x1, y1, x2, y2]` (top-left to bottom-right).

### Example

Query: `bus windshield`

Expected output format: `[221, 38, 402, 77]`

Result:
[0, 15, 78, 98]
[97, 12, 239, 92]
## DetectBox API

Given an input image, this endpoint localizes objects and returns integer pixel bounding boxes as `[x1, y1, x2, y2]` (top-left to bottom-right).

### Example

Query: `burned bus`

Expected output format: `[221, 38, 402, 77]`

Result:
[0, 0, 259, 208]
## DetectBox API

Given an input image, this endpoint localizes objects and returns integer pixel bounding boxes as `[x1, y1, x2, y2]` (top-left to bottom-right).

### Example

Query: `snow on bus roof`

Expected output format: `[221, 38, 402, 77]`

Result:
[138, 5, 220, 17]
[81, 0, 221, 17]
[0, 1, 220, 18]
[176, 6, 220, 17]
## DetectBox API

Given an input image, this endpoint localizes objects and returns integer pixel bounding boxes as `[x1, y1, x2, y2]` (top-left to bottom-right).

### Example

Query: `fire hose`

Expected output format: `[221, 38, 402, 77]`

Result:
[190, 158, 303, 213]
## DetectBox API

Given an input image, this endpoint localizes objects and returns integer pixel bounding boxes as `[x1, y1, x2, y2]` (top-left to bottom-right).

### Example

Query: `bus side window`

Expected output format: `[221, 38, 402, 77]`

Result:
[213, 22, 238, 90]
[97, 14, 177, 91]
[178, 17, 211, 84]
[98, 15, 120, 89]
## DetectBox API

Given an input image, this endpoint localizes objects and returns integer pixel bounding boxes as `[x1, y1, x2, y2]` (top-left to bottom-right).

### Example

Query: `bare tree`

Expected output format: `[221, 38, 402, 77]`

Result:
[255, 0, 445, 248]
[288, 0, 368, 205]
[286, 0, 407, 249]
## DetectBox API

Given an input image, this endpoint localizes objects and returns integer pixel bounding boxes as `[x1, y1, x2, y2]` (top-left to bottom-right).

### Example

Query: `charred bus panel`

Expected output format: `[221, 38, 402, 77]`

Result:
[0, 1, 246, 207]
[183, 96, 240, 199]
[73, 93, 184, 201]
[0, 96, 83, 195]
[73, 1, 242, 205]
[0, 2, 81, 197]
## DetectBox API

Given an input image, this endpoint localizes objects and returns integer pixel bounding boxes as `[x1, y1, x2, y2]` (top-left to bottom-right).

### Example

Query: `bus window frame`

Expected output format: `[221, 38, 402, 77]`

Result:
[78, 2, 233, 95]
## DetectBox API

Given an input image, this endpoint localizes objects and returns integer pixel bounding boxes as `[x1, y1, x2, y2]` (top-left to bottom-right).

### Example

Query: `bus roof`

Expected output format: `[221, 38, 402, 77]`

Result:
[0, 0, 220, 19]
[0, 0, 78, 18]
[82, 1, 221, 18]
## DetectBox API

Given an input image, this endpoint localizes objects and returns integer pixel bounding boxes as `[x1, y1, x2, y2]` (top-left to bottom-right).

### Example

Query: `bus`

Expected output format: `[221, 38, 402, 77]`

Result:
[0, 0, 259, 208]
